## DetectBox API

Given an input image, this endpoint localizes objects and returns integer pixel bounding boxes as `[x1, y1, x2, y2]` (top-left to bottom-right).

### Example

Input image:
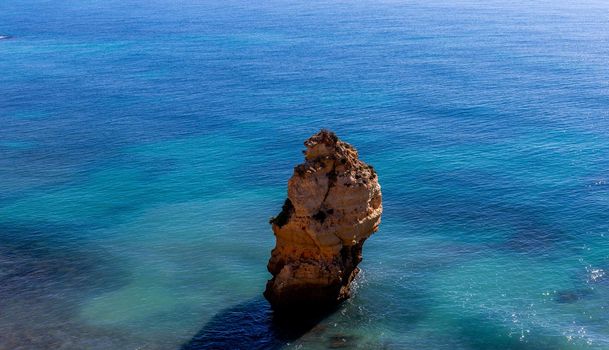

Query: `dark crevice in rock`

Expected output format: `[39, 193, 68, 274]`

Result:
[312, 210, 327, 223]
[321, 165, 337, 204]
[339, 241, 364, 284]
[294, 164, 307, 177]
[269, 199, 294, 228]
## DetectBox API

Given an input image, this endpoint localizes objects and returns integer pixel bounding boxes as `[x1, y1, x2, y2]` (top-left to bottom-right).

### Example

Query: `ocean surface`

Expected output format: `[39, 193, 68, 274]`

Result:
[2, 0, 609, 349]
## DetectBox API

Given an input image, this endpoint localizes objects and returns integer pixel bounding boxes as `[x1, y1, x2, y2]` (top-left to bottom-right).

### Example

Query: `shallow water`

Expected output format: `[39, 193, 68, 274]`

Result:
[1, 0, 609, 349]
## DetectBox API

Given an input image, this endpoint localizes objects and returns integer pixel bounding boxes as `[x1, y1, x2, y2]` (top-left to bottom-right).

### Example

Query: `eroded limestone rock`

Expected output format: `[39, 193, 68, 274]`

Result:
[264, 130, 382, 310]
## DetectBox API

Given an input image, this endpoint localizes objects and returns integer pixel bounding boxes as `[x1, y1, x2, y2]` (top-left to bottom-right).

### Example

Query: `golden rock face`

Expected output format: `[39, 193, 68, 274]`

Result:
[264, 130, 382, 310]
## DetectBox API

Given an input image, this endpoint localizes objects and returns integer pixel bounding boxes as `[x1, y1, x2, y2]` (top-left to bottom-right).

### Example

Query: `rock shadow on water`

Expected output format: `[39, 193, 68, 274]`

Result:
[181, 297, 334, 350]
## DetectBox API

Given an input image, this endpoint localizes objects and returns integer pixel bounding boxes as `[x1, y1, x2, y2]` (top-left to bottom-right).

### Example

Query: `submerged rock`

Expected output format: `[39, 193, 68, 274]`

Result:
[554, 289, 592, 304]
[264, 130, 382, 310]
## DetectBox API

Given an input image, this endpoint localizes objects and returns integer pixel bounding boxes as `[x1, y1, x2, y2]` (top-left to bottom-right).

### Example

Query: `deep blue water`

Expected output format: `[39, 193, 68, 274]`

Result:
[2, 0, 609, 349]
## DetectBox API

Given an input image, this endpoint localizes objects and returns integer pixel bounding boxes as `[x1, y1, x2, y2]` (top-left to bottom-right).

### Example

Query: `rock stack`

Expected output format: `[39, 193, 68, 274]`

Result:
[264, 130, 382, 311]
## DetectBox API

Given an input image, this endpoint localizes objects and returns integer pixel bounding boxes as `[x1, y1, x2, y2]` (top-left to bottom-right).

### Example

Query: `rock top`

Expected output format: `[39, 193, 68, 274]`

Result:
[264, 130, 382, 311]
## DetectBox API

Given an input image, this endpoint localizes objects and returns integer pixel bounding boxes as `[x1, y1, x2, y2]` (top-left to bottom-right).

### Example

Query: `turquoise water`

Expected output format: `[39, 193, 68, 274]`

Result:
[2, 0, 609, 349]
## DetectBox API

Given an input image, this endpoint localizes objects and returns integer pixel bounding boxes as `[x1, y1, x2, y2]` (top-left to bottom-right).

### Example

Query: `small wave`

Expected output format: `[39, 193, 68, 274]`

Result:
[0, 35, 12, 40]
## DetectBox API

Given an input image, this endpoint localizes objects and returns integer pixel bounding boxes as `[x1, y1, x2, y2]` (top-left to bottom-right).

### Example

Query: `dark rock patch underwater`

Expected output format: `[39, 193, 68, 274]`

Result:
[0, 222, 138, 349]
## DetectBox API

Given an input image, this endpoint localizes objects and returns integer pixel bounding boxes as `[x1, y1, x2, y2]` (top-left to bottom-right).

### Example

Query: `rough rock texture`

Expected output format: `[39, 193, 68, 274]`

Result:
[264, 130, 382, 310]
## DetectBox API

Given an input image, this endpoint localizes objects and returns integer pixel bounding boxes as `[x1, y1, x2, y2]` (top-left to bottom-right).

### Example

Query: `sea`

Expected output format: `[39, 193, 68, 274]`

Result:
[1, 0, 609, 349]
